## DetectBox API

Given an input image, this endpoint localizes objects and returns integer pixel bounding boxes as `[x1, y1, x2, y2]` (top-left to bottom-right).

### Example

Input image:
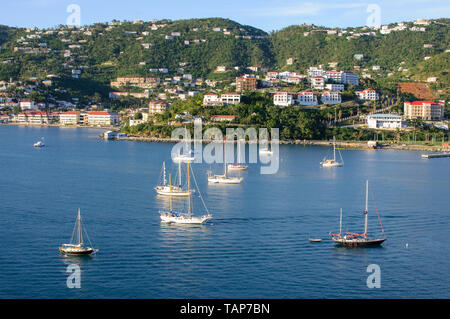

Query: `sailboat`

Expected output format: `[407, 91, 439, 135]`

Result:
[329, 180, 386, 247]
[59, 208, 98, 255]
[34, 137, 45, 147]
[259, 144, 273, 155]
[320, 136, 343, 167]
[155, 161, 194, 196]
[228, 141, 248, 171]
[159, 161, 212, 224]
[208, 143, 243, 184]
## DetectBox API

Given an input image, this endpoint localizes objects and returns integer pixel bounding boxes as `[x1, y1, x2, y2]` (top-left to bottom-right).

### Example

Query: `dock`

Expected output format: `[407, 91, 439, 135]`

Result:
[421, 153, 450, 158]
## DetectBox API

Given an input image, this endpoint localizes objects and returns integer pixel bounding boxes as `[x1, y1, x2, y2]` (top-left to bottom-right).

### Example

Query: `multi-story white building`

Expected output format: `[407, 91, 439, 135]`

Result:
[308, 67, 326, 78]
[87, 111, 120, 126]
[203, 94, 222, 107]
[367, 114, 405, 129]
[19, 100, 37, 110]
[273, 92, 294, 107]
[17, 111, 59, 124]
[321, 91, 342, 104]
[356, 88, 379, 101]
[59, 111, 80, 125]
[297, 91, 318, 105]
[404, 101, 444, 120]
[220, 93, 241, 105]
[310, 76, 325, 90]
[325, 83, 345, 92]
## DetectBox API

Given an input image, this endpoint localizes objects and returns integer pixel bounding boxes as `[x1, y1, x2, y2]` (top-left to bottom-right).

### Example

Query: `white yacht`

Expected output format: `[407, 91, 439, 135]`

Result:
[159, 161, 212, 224]
[208, 144, 243, 184]
[320, 136, 343, 167]
[155, 162, 194, 196]
[33, 138, 45, 147]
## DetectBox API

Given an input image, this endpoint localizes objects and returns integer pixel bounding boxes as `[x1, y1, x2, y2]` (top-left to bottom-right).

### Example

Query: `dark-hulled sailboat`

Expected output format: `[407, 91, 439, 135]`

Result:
[330, 180, 386, 247]
[59, 208, 98, 255]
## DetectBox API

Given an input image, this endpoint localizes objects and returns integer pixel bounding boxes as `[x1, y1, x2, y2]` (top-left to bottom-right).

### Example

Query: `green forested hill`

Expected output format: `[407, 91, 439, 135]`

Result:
[0, 17, 448, 89]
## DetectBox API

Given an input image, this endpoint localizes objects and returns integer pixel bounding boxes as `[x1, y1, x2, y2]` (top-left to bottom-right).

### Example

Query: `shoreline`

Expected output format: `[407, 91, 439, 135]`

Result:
[2, 123, 448, 152]
[119, 135, 449, 152]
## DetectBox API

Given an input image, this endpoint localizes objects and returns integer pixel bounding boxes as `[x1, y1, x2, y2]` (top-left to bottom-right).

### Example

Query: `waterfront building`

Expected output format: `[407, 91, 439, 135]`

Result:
[403, 101, 444, 120]
[273, 92, 294, 107]
[356, 88, 379, 101]
[87, 111, 120, 126]
[297, 90, 318, 106]
[321, 90, 342, 104]
[367, 114, 405, 129]
[59, 111, 80, 125]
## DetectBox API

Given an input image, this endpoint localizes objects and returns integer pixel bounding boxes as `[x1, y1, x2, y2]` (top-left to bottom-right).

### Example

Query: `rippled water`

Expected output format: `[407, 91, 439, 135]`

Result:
[0, 125, 449, 298]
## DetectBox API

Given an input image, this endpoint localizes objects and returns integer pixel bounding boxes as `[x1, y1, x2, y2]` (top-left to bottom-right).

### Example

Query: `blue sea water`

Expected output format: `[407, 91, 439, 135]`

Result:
[0, 125, 449, 298]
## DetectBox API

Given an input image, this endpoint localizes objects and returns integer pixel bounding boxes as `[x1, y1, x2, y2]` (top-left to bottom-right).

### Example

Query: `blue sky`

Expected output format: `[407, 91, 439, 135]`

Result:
[1, 0, 449, 31]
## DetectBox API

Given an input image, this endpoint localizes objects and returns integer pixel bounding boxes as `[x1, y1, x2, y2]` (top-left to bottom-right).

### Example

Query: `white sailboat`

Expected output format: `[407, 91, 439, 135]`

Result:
[34, 137, 45, 147]
[259, 145, 273, 155]
[320, 136, 343, 167]
[228, 141, 248, 171]
[155, 161, 194, 196]
[208, 144, 243, 184]
[159, 161, 212, 224]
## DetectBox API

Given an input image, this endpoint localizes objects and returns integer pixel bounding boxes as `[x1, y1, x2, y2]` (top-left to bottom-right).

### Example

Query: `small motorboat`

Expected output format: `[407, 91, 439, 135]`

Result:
[34, 140, 45, 147]
[309, 238, 323, 242]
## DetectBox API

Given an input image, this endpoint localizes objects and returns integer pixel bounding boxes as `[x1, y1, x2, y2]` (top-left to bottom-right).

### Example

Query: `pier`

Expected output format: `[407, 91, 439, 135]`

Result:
[421, 153, 450, 158]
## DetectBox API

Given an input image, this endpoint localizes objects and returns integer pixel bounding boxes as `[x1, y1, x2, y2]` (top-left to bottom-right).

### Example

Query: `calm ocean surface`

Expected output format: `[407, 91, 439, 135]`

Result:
[0, 125, 449, 299]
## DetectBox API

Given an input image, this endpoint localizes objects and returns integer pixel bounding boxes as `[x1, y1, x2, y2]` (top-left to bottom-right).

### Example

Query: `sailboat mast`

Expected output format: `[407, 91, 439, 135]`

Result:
[163, 161, 166, 185]
[339, 208, 342, 236]
[77, 208, 82, 245]
[178, 161, 182, 186]
[223, 142, 227, 177]
[364, 180, 369, 236]
[333, 136, 336, 161]
[169, 174, 172, 211]
[187, 161, 191, 214]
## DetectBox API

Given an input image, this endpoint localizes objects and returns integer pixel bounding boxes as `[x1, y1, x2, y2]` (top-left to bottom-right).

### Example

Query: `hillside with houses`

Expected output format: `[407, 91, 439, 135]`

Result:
[0, 17, 448, 143]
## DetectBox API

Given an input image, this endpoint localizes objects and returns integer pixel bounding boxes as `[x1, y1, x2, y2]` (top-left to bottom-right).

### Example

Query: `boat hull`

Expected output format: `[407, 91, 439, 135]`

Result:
[227, 164, 248, 171]
[160, 212, 211, 224]
[59, 247, 96, 255]
[332, 238, 385, 247]
[321, 161, 343, 167]
[208, 177, 242, 184]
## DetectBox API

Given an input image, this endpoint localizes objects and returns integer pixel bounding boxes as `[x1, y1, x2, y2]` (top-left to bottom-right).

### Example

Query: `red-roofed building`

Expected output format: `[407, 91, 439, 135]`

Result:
[404, 101, 444, 120]
[321, 90, 342, 104]
[87, 111, 120, 126]
[17, 111, 58, 124]
[356, 88, 379, 101]
[59, 111, 80, 125]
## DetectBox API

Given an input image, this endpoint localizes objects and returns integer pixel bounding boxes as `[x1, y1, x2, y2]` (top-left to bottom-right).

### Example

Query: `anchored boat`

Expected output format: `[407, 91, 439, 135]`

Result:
[155, 161, 194, 196]
[228, 140, 248, 171]
[59, 208, 98, 255]
[320, 136, 343, 167]
[330, 180, 386, 247]
[208, 143, 243, 184]
[159, 161, 212, 224]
